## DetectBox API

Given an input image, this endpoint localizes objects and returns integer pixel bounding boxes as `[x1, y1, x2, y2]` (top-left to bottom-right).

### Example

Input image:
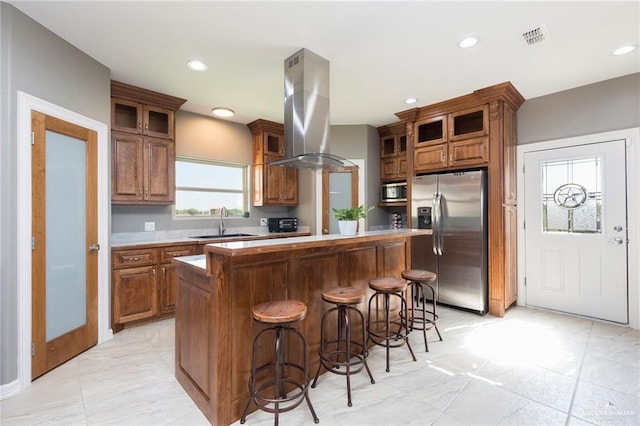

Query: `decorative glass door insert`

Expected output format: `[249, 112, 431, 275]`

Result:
[541, 157, 601, 233]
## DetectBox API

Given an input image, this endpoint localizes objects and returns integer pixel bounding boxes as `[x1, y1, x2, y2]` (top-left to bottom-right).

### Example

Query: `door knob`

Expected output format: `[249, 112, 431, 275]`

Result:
[89, 244, 101, 252]
[608, 238, 624, 245]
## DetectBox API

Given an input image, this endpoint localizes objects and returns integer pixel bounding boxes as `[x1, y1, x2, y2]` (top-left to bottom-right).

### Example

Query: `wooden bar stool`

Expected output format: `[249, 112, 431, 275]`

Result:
[401, 269, 443, 352]
[367, 277, 416, 372]
[240, 299, 319, 426]
[311, 287, 375, 407]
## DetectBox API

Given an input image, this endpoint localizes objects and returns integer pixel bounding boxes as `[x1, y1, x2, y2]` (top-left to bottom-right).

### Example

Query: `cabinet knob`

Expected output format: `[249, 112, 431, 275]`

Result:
[138, 122, 142, 130]
[138, 187, 142, 196]
[144, 188, 149, 199]
[144, 123, 149, 131]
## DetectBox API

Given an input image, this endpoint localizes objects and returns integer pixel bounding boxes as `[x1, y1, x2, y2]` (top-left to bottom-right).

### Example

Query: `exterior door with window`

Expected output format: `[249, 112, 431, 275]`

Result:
[524, 140, 628, 323]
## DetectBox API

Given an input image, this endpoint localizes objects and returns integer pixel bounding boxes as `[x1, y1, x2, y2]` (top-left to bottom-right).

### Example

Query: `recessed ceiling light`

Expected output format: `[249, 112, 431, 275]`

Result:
[459, 36, 479, 48]
[211, 107, 234, 118]
[612, 45, 636, 56]
[187, 60, 208, 71]
[405, 97, 417, 105]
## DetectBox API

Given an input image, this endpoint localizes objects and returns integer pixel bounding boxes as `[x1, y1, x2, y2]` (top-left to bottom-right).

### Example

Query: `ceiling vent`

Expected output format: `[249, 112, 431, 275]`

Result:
[521, 24, 551, 46]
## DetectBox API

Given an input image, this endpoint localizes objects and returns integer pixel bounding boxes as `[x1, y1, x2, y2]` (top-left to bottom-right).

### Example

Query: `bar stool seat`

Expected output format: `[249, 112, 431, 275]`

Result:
[252, 299, 308, 323]
[241, 299, 319, 425]
[367, 277, 416, 372]
[401, 269, 443, 352]
[312, 287, 375, 407]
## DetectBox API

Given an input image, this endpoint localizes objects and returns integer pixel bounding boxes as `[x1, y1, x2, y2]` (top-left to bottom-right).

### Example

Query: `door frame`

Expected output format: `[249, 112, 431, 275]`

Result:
[315, 159, 365, 234]
[16, 92, 111, 392]
[516, 127, 640, 329]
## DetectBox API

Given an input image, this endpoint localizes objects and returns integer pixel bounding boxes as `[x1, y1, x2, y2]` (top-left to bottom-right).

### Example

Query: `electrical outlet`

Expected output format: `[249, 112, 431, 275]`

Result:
[144, 221, 155, 232]
[260, 218, 268, 226]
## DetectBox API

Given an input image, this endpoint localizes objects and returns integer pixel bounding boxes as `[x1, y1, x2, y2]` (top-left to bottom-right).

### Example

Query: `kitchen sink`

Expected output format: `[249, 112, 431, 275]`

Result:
[188, 233, 256, 239]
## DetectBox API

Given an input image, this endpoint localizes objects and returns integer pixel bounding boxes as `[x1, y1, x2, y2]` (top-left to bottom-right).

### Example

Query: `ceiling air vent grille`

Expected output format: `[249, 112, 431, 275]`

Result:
[521, 24, 551, 46]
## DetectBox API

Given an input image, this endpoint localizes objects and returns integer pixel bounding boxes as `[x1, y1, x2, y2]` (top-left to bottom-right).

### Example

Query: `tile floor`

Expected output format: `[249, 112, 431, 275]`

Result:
[1, 305, 639, 425]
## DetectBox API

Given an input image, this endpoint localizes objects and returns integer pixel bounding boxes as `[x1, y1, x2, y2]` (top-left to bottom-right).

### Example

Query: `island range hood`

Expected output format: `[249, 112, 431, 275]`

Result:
[269, 48, 356, 169]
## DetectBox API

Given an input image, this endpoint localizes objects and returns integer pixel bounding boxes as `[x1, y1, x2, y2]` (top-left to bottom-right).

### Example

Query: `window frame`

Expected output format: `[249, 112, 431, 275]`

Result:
[173, 156, 249, 219]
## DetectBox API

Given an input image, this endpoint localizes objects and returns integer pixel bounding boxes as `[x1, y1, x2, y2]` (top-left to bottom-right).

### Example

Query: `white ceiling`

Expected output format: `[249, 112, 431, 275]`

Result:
[8, 1, 640, 127]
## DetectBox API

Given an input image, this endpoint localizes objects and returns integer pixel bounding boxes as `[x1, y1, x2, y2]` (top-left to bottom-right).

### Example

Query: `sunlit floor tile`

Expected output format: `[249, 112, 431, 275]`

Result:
[3, 308, 639, 426]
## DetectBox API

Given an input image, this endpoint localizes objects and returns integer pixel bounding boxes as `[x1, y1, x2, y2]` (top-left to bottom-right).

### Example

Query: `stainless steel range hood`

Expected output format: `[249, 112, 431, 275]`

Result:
[269, 48, 356, 169]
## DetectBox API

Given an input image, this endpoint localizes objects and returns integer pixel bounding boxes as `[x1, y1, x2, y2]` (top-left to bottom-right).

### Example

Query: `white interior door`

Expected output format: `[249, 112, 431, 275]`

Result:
[524, 139, 628, 323]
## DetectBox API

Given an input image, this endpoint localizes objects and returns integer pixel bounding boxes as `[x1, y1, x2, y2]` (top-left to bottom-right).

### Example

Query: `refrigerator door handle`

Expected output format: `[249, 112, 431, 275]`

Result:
[433, 193, 442, 255]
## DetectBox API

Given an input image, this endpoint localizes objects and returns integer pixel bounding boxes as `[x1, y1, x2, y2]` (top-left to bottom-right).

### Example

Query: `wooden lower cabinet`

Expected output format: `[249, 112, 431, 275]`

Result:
[112, 266, 157, 324]
[159, 263, 177, 314]
[112, 244, 196, 330]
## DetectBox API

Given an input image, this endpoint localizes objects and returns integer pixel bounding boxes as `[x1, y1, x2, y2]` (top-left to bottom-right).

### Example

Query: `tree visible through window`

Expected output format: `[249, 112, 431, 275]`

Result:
[174, 158, 248, 217]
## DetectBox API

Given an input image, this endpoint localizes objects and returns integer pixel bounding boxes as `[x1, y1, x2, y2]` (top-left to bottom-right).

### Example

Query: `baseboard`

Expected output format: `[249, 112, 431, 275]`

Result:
[0, 379, 20, 400]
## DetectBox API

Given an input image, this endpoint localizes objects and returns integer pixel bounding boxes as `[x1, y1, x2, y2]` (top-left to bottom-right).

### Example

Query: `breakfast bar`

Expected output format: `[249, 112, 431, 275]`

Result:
[173, 229, 430, 425]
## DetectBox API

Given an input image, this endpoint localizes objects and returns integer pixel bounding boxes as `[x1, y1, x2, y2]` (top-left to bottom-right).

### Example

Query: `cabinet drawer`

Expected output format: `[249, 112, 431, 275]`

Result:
[160, 245, 197, 263]
[112, 248, 158, 269]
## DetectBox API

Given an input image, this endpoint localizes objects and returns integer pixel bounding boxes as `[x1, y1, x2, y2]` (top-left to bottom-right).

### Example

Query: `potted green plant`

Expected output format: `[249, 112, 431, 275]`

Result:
[332, 205, 373, 235]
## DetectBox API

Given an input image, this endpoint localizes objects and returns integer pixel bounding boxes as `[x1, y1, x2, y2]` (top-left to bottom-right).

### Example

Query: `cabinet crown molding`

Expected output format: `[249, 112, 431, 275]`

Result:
[111, 80, 187, 111]
[393, 81, 525, 124]
[247, 118, 284, 134]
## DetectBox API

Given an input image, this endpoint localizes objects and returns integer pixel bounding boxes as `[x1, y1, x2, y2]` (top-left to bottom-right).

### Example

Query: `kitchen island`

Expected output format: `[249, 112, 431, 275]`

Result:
[173, 229, 430, 425]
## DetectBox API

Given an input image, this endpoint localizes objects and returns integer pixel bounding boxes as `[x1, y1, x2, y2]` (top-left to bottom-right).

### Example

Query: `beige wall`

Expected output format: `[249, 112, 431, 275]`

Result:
[175, 110, 253, 163]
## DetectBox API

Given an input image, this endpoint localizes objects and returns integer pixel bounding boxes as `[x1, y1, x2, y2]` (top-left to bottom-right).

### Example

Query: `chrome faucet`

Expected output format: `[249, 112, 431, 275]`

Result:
[218, 207, 228, 236]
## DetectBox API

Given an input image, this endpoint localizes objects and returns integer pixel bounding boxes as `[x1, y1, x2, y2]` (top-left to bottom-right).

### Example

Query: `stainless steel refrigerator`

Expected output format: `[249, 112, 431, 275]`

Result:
[411, 170, 488, 314]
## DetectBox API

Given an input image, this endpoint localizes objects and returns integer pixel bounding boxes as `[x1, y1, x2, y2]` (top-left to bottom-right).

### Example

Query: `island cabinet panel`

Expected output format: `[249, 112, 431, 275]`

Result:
[174, 265, 215, 421]
[174, 232, 421, 425]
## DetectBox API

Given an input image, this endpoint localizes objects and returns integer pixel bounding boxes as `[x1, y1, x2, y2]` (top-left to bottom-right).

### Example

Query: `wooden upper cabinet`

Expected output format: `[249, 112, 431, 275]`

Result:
[111, 133, 175, 204]
[378, 122, 408, 182]
[111, 98, 174, 139]
[110, 81, 186, 205]
[448, 105, 488, 141]
[414, 105, 489, 173]
[264, 131, 286, 157]
[248, 119, 298, 206]
[415, 115, 448, 146]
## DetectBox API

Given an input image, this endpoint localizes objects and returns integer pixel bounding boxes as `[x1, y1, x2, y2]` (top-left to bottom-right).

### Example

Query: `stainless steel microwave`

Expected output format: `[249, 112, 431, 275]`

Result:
[381, 182, 407, 202]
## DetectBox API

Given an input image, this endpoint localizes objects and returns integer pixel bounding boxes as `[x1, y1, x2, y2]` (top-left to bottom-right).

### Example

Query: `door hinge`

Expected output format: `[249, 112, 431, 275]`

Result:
[31, 237, 35, 250]
[523, 221, 526, 230]
[524, 277, 527, 287]
[31, 342, 35, 356]
[522, 163, 525, 174]
[31, 131, 35, 145]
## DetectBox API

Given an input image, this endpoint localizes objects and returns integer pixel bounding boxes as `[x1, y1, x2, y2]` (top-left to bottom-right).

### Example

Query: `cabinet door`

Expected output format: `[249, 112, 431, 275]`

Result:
[111, 98, 142, 134]
[159, 263, 177, 314]
[143, 105, 174, 139]
[113, 266, 157, 324]
[416, 115, 448, 146]
[143, 137, 175, 203]
[449, 137, 489, 167]
[398, 134, 407, 155]
[414, 144, 447, 172]
[264, 131, 285, 157]
[381, 158, 398, 180]
[281, 167, 298, 205]
[264, 162, 283, 205]
[380, 135, 397, 158]
[111, 132, 143, 202]
[448, 105, 488, 141]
